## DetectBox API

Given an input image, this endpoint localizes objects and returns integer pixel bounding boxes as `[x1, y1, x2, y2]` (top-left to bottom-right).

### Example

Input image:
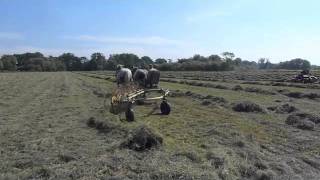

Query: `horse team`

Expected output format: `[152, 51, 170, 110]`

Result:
[116, 64, 160, 88]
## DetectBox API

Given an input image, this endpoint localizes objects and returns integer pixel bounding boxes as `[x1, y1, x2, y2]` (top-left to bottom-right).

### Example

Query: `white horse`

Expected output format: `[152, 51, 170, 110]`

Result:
[115, 65, 133, 86]
[133, 68, 148, 87]
[146, 67, 160, 88]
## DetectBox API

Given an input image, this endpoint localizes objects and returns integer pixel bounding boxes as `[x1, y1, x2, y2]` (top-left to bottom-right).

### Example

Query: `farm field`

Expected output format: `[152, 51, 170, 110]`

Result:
[1, 71, 320, 180]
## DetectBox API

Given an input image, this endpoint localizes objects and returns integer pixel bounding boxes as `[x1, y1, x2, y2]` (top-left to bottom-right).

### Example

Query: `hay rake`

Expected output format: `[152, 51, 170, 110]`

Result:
[109, 88, 171, 121]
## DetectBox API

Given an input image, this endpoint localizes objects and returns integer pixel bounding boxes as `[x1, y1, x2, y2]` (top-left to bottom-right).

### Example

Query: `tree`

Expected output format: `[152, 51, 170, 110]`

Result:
[155, 58, 167, 64]
[14, 52, 44, 67]
[58, 53, 82, 71]
[278, 58, 311, 70]
[258, 58, 271, 69]
[234, 58, 242, 66]
[0, 60, 3, 70]
[90, 53, 106, 70]
[221, 52, 235, 61]
[1, 55, 17, 71]
[208, 55, 221, 62]
[108, 53, 141, 68]
[25, 57, 46, 71]
[141, 56, 153, 64]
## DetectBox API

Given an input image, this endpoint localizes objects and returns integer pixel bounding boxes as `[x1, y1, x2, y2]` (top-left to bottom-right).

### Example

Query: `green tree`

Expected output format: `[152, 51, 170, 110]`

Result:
[108, 53, 141, 68]
[141, 56, 153, 65]
[1, 55, 17, 71]
[155, 58, 167, 64]
[58, 53, 82, 71]
[221, 52, 235, 61]
[14, 52, 44, 67]
[90, 53, 106, 70]
[0, 60, 3, 70]
[234, 58, 242, 65]
[278, 58, 311, 70]
[208, 55, 221, 62]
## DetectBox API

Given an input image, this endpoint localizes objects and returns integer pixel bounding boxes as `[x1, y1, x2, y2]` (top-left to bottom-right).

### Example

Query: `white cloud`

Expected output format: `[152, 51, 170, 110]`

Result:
[63, 35, 184, 46]
[0, 32, 24, 40]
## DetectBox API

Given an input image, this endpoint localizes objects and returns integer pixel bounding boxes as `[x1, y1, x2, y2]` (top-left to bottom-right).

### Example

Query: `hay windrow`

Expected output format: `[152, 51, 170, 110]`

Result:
[121, 125, 163, 151]
[232, 101, 265, 113]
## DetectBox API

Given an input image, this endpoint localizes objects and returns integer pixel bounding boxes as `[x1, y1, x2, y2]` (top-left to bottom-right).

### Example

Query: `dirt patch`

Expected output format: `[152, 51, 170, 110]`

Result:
[232, 101, 265, 113]
[121, 125, 163, 151]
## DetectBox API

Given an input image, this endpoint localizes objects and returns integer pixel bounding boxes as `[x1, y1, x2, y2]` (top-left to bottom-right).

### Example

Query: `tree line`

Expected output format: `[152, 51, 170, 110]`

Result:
[0, 51, 315, 72]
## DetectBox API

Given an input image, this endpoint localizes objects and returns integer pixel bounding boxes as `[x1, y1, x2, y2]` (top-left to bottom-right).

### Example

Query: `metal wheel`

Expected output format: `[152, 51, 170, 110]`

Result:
[125, 108, 134, 122]
[160, 101, 171, 115]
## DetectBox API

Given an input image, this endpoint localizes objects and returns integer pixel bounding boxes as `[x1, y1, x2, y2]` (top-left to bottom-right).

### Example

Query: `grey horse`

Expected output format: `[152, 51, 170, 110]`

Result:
[146, 66, 160, 88]
[133, 67, 148, 87]
[115, 65, 133, 86]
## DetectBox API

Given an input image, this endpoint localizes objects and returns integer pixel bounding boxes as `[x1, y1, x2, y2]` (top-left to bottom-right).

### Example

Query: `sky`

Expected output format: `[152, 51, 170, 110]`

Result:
[0, 0, 320, 65]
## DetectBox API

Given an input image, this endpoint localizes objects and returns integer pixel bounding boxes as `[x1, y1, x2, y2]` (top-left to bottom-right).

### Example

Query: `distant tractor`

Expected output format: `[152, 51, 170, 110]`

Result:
[291, 70, 318, 83]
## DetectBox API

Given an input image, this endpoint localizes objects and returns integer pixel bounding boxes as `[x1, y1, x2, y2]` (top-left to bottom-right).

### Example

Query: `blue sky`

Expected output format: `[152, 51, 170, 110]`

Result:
[0, 0, 319, 64]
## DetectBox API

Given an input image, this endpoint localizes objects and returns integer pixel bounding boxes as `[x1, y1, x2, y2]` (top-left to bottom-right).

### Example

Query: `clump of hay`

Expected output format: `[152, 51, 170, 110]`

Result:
[303, 93, 320, 99]
[169, 90, 185, 97]
[93, 90, 105, 97]
[232, 85, 243, 91]
[201, 100, 211, 106]
[173, 151, 201, 163]
[232, 101, 264, 113]
[254, 170, 276, 180]
[58, 153, 76, 163]
[86, 117, 114, 133]
[286, 113, 320, 130]
[297, 120, 315, 130]
[211, 96, 228, 103]
[244, 87, 275, 95]
[268, 104, 298, 114]
[86, 117, 96, 128]
[121, 125, 163, 151]
[284, 92, 303, 98]
[185, 91, 194, 96]
[213, 84, 229, 90]
[206, 152, 225, 169]
[287, 113, 320, 124]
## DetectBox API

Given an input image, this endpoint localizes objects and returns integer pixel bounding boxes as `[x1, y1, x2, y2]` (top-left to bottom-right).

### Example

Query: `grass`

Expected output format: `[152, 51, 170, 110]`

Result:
[1, 71, 320, 179]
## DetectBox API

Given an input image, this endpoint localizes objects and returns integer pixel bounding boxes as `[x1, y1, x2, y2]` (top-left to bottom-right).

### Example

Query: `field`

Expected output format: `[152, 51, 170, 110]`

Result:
[1, 70, 320, 180]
